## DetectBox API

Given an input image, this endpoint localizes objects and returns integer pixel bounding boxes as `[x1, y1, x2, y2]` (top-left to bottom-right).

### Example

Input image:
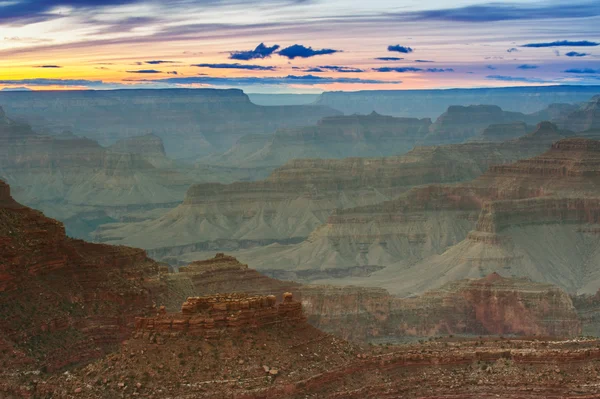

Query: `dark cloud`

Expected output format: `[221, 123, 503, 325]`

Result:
[136, 74, 398, 86]
[425, 68, 454, 72]
[229, 42, 280, 60]
[35, 65, 61, 68]
[415, 60, 434, 63]
[375, 57, 404, 61]
[564, 68, 600, 74]
[126, 69, 163, 73]
[521, 40, 599, 48]
[507, 48, 519, 53]
[517, 64, 539, 69]
[145, 60, 178, 64]
[316, 65, 364, 73]
[305, 68, 325, 72]
[485, 75, 555, 83]
[388, 45, 413, 54]
[565, 51, 590, 57]
[403, 3, 600, 23]
[191, 63, 276, 70]
[278, 44, 340, 59]
[486, 65, 497, 70]
[373, 67, 421, 72]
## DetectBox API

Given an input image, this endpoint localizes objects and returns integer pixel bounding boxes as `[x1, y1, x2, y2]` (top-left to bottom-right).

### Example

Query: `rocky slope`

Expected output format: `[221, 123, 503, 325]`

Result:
[95, 129, 554, 263]
[0, 89, 340, 159]
[470, 122, 531, 142]
[0, 179, 165, 373]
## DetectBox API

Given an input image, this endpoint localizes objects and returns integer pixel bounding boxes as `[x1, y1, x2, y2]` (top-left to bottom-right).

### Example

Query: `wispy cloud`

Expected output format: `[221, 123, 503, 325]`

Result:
[375, 57, 404, 61]
[388, 45, 413, 54]
[191, 63, 276, 71]
[278, 44, 340, 59]
[403, 3, 600, 23]
[229, 43, 280, 60]
[145, 60, 178, 65]
[507, 48, 519, 53]
[374, 67, 421, 72]
[521, 40, 599, 48]
[133, 74, 398, 86]
[126, 69, 163, 74]
[35, 65, 62, 68]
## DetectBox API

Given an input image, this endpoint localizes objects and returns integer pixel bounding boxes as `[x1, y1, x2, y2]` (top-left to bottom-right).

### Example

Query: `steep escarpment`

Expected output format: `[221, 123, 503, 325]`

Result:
[471, 122, 530, 142]
[0, 180, 165, 372]
[0, 89, 340, 159]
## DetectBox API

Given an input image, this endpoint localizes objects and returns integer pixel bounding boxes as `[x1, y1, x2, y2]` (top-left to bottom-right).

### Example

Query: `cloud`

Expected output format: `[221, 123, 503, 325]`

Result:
[229, 42, 280, 60]
[517, 64, 539, 69]
[507, 48, 519, 53]
[126, 69, 163, 73]
[486, 65, 497, 70]
[415, 60, 434, 63]
[0, 78, 107, 87]
[375, 57, 404, 61]
[191, 63, 276, 70]
[373, 67, 421, 72]
[315, 65, 364, 73]
[521, 40, 599, 48]
[565, 51, 590, 57]
[403, 3, 600, 23]
[136, 74, 398, 86]
[425, 68, 454, 72]
[564, 68, 600, 74]
[35, 65, 61, 68]
[373, 66, 453, 73]
[388, 45, 413, 54]
[485, 75, 556, 83]
[278, 44, 340, 59]
[167, 71, 178, 75]
[145, 60, 178, 64]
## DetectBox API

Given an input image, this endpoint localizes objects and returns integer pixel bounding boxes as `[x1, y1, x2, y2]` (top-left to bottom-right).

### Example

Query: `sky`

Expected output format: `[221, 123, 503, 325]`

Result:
[0, 0, 599, 92]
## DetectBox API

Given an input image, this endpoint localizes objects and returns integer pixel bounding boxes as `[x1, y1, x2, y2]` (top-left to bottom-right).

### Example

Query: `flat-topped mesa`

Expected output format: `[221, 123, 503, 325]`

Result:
[134, 292, 304, 338]
[475, 122, 529, 142]
[178, 252, 248, 273]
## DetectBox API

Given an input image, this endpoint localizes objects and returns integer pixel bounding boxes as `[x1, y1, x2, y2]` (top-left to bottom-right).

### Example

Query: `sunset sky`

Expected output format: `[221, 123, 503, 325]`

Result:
[1, 0, 599, 92]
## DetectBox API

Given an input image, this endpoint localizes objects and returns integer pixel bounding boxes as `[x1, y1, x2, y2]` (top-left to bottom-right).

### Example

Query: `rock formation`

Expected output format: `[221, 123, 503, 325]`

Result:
[135, 292, 304, 339]
[96, 132, 553, 263]
[471, 122, 530, 142]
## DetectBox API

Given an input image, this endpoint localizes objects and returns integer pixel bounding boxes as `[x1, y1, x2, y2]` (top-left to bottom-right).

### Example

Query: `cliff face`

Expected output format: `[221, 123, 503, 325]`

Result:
[473, 122, 530, 142]
[301, 273, 581, 341]
[0, 180, 165, 372]
[0, 89, 340, 159]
